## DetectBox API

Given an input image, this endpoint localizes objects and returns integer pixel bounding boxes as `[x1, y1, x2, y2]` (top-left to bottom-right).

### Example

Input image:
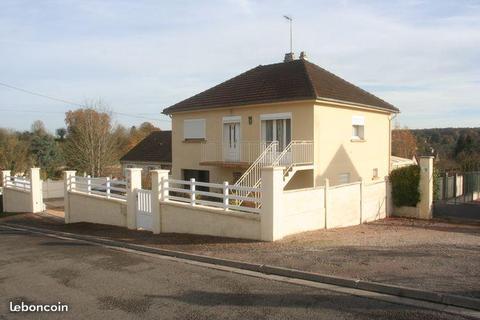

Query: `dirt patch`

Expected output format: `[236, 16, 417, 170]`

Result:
[2, 213, 480, 299]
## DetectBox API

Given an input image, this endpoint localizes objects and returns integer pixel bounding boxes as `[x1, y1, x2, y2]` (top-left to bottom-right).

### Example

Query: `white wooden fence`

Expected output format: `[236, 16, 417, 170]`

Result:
[70, 176, 127, 201]
[166, 178, 261, 214]
[4, 176, 31, 192]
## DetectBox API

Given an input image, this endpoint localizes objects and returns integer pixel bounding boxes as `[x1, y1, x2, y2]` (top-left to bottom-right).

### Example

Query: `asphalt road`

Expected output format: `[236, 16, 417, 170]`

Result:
[0, 226, 472, 320]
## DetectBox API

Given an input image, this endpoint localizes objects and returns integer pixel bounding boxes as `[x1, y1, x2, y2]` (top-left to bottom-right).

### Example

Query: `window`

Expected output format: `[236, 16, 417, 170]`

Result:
[339, 173, 350, 185]
[182, 169, 210, 191]
[260, 113, 292, 150]
[351, 116, 365, 140]
[373, 168, 379, 179]
[184, 119, 206, 140]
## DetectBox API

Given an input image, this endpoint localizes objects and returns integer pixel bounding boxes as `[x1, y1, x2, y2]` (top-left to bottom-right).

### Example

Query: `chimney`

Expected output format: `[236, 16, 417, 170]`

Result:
[284, 52, 295, 62]
[299, 51, 308, 61]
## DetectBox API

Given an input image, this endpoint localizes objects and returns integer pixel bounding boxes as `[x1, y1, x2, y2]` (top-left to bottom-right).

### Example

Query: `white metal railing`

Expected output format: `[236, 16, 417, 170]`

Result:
[70, 176, 127, 201]
[165, 178, 261, 214]
[273, 140, 314, 167]
[233, 141, 279, 199]
[201, 141, 270, 163]
[4, 176, 31, 192]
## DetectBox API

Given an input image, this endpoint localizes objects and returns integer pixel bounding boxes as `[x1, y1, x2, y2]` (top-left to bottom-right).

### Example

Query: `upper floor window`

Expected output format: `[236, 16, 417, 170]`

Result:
[184, 119, 206, 140]
[352, 116, 365, 140]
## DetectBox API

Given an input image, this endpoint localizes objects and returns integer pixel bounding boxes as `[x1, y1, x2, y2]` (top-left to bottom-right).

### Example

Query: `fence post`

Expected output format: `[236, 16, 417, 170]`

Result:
[1, 170, 9, 187]
[223, 181, 229, 211]
[63, 171, 76, 223]
[1, 170, 11, 212]
[260, 166, 284, 241]
[418, 156, 434, 220]
[106, 177, 111, 199]
[190, 178, 196, 206]
[29, 168, 43, 213]
[324, 178, 329, 229]
[359, 178, 364, 224]
[126, 168, 142, 230]
[151, 169, 170, 234]
[87, 175, 92, 195]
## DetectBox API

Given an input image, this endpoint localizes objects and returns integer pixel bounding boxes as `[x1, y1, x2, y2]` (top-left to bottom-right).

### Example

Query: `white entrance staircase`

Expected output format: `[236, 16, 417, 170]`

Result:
[234, 140, 314, 203]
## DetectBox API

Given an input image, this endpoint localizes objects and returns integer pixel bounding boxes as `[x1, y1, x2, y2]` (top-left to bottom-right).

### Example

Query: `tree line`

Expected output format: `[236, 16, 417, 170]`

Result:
[0, 101, 160, 179]
[392, 126, 480, 171]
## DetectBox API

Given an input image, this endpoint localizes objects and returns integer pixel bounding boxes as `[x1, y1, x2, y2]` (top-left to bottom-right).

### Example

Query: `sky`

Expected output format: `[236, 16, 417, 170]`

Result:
[0, 0, 479, 132]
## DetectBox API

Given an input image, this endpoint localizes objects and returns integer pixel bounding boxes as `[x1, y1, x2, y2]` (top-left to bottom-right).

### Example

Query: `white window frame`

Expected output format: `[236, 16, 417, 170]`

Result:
[260, 113, 292, 150]
[184, 119, 206, 140]
[351, 116, 365, 140]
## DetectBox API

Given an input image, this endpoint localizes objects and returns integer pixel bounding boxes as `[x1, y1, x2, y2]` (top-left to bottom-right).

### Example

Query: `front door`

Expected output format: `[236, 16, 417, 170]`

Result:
[223, 122, 240, 162]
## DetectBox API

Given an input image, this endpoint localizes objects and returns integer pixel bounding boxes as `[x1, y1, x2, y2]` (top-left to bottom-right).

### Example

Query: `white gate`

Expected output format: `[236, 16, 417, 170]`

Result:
[136, 189, 153, 231]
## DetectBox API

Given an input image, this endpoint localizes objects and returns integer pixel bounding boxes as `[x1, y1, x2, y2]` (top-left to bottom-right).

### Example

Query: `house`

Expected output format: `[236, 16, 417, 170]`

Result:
[120, 131, 172, 177]
[163, 52, 399, 191]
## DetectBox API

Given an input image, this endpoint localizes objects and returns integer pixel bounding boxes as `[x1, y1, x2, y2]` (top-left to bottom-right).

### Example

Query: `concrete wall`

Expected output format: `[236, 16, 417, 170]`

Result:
[2, 188, 32, 213]
[42, 180, 64, 199]
[67, 192, 127, 227]
[2, 168, 44, 213]
[159, 201, 261, 240]
[282, 187, 325, 236]
[362, 180, 387, 222]
[328, 182, 362, 228]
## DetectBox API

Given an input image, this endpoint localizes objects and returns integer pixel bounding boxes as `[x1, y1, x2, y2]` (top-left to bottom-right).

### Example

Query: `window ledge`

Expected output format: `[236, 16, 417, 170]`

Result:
[183, 139, 206, 143]
[351, 138, 366, 142]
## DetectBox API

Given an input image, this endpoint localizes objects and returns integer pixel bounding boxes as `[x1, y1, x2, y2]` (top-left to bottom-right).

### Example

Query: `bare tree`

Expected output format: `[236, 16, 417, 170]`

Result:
[64, 101, 118, 176]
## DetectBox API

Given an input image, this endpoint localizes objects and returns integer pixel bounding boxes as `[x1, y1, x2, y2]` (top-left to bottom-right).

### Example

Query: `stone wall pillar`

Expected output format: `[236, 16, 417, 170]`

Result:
[29, 168, 44, 213]
[418, 156, 434, 219]
[150, 169, 170, 234]
[63, 171, 76, 223]
[1, 170, 11, 212]
[260, 166, 284, 241]
[126, 168, 142, 229]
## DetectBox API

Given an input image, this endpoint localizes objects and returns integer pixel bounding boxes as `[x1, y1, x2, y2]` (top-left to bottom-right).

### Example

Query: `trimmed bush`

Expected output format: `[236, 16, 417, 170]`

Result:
[390, 165, 421, 207]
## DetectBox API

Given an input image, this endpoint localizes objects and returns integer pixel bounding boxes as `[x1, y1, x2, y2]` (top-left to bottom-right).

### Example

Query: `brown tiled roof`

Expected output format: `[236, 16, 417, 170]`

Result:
[162, 59, 398, 114]
[120, 131, 171, 163]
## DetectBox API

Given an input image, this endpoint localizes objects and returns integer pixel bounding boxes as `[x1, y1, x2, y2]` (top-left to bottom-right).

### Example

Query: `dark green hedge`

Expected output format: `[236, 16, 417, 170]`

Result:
[390, 165, 421, 207]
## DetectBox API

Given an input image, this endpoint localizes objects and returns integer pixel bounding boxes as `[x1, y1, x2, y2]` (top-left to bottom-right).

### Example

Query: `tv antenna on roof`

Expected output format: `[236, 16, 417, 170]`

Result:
[283, 15, 293, 53]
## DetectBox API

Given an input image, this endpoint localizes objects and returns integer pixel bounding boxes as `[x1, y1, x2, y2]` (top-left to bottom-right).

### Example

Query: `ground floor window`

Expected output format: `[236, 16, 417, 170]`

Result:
[182, 169, 210, 191]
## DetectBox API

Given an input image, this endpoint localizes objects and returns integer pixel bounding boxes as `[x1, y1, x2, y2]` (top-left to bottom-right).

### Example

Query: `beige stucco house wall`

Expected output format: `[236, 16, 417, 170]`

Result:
[313, 100, 391, 186]
[171, 99, 392, 187]
[171, 100, 314, 185]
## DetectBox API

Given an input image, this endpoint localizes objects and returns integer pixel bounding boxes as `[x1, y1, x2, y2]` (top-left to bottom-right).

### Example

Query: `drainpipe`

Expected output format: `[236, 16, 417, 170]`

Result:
[388, 113, 398, 173]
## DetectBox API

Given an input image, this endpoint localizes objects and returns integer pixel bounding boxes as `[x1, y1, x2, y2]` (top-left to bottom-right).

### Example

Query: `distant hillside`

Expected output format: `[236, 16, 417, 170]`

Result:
[411, 127, 480, 159]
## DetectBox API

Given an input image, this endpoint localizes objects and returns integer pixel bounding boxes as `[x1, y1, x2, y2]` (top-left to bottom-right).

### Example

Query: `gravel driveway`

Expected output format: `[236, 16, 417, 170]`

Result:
[2, 213, 480, 299]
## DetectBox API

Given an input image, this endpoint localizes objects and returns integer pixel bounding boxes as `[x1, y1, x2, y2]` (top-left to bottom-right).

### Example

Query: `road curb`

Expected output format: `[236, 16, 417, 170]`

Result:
[2, 222, 480, 312]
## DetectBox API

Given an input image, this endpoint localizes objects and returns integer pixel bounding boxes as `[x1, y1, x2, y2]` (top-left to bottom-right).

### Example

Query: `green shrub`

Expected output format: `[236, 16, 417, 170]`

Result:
[390, 165, 421, 207]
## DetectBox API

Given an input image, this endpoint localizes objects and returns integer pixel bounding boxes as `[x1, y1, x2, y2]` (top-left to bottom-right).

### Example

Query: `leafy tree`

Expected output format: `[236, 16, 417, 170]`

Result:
[56, 128, 67, 141]
[30, 132, 63, 178]
[0, 129, 31, 174]
[126, 122, 160, 151]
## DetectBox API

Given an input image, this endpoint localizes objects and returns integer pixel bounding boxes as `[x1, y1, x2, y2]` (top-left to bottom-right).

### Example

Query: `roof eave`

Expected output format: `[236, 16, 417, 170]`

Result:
[162, 97, 317, 115]
[315, 97, 399, 114]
